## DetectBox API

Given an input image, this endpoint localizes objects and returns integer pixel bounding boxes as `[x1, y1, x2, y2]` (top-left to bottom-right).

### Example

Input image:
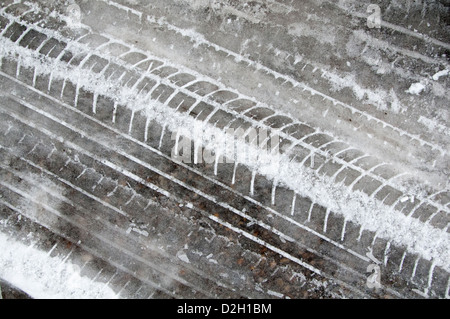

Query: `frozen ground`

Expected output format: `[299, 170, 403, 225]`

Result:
[0, 0, 448, 299]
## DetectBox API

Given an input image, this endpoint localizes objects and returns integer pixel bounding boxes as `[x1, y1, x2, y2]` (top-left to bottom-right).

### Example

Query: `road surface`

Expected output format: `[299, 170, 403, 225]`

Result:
[0, 0, 448, 299]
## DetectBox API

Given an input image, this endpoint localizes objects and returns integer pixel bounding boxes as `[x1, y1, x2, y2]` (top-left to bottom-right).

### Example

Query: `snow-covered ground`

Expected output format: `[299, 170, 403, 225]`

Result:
[0, 232, 119, 299]
[0, 0, 448, 299]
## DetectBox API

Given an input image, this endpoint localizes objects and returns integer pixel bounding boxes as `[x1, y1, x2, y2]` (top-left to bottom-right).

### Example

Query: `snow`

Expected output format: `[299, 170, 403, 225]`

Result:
[0, 232, 119, 299]
[176, 250, 191, 264]
[418, 116, 450, 136]
[126, 223, 149, 237]
[267, 289, 284, 298]
[406, 82, 426, 95]
[432, 69, 449, 81]
[323, 69, 406, 113]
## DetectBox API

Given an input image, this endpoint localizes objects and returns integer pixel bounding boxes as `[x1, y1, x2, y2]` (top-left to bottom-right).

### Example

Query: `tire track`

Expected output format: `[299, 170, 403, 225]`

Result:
[0, 0, 448, 299]
[0, 94, 374, 298]
[0, 91, 375, 298]
[0, 12, 447, 235]
[91, 0, 449, 156]
[1, 73, 447, 298]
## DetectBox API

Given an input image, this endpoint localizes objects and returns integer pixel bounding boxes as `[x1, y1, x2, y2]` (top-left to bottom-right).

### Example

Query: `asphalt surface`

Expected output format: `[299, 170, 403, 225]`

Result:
[0, 0, 448, 299]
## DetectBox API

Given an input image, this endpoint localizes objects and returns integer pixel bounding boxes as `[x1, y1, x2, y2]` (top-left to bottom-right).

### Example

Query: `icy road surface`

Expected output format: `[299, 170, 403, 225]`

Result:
[0, 0, 448, 298]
